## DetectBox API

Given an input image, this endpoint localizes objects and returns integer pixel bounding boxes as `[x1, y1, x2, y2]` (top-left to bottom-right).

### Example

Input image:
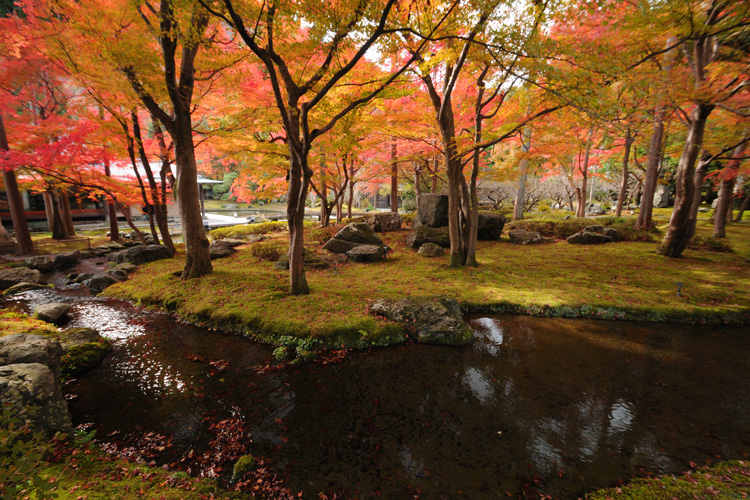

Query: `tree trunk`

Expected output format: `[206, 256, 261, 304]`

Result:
[103, 156, 120, 241]
[347, 180, 354, 219]
[61, 190, 76, 237]
[576, 127, 594, 218]
[319, 153, 328, 226]
[687, 151, 710, 242]
[713, 140, 745, 238]
[46, 189, 68, 240]
[658, 104, 714, 257]
[615, 130, 633, 217]
[118, 204, 148, 244]
[736, 189, 750, 222]
[0, 114, 34, 254]
[173, 118, 212, 278]
[391, 138, 398, 212]
[287, 150, 310, 295]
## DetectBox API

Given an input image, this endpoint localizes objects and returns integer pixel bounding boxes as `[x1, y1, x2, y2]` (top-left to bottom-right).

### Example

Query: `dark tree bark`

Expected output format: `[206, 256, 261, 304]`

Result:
[103, 156, 119, 241]
[687, 151, 710, 242]
[713, 140, 745, 238]
[615, 129, 633, 217]
[658, 104, 714, 256]
[576, 127, 595, 218]
[118, 203, 148, 244]
[60, 190, 76, 237]
[124, 1, 210, 279]
[0, 113, 33, 254]
[391, 138, 398, 212]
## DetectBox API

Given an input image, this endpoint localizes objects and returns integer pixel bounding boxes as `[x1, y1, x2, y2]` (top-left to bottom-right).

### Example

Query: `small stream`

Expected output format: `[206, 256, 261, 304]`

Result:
[4, 270, 750, 499]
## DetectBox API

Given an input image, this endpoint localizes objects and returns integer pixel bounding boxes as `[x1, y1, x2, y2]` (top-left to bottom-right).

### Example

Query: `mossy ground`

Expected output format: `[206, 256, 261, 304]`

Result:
[105, 217, 750, 348]
[587, 460, 750, 499]
[0, 311, 60, 337]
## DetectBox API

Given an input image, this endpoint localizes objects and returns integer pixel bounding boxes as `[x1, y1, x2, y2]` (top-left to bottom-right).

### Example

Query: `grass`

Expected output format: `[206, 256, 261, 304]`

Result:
[586, 460, 750, 499]
[0, 311, 60, 338]
[105, 217, 750, 349]
[31, 235, 109, 254]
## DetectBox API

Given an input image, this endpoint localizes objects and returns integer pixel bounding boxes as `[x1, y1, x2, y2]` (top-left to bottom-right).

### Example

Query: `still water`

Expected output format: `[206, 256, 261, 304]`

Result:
[6, 288, 750, 499]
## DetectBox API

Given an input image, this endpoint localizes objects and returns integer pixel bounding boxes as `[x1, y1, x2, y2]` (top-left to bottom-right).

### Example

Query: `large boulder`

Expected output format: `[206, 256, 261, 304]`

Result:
[87, 271, 126, 294]
[584, 204, 606, 216]
[322, 223, 387, 256]
[0, 363, 72, 437]
[53, 250, 81, 269]
[477, 213, 507, 240]
[508, 229, 553, 245]
[418, 194, 449, 228]
[418, 242, 445, 257]
[209, 240, 238, 260]
[369, 297, 473, 345]
[654, 184, 670, 208]
[108, 244, 175, 265]
[3, 282, 49, 295]
[346, 244, 388, 263]
[57, 328, 113, 377]
[365, 213, 402, 232]
[0, 267, 42, 291]
[567, 225, 621, 245]
[406, 225, 451, 249]
[0, 334, 63, 379]
[24, 256, 55, 273]
[34, 303, 70, 324]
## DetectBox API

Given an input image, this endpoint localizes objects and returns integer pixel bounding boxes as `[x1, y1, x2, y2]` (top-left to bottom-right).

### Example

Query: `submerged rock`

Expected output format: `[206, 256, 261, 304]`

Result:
[87, 271, 126, 294]
[369, 297, 473, 345]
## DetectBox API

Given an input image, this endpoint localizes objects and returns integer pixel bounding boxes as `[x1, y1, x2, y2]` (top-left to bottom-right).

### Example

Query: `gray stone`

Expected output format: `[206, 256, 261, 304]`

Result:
[108, 244, 175, 265]
[0, 363, 72, 437]
[57, 328, 112, 376]
[365, 213, 402, 232]
[406, 225, 451, 249]
[34, 303, 70, 324]
[0, 334, 63, 379]
[585, 203, 606, 216]
[216, 238, 247, 247]
[24, 256, 55, 273]
[418, 194, 449, 228]
[111, 269, 128, 280]
[210, 240, 238, 260]
[369, 297, 473, 345]
[0, 267, 42, 291]
[274, 254, 330, 271]
[74, 273, 92, 283]
[654, 184, 670, 208]
[418, 242, 445, 257]
[346, 245, 388, 263]
[322, 237, 361, 254]
[3, 282, 49, 295]
[87, 272, 126, 294]
[567, 225, 621, 245]
[508, 229, 553, 245]
[477, 213, 507, 240]
[53, 251, 81, 269]
[333, 223, 384, 245]
[115, 262, 138, 273]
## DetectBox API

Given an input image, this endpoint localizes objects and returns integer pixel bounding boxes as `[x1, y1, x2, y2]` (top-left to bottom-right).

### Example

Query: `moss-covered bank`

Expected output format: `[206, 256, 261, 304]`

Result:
[104, 221, 750, 349]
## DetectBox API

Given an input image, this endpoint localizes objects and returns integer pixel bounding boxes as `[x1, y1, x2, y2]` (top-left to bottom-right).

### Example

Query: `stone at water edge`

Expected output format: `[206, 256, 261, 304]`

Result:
[24, 256, 55, 273]
[87, 272, 126, 294]
[369, 296, 474, 345]
[34, 303, 70, 324]
[53, 250, 81, 269]
[0, 363, 72, 437]
[0, 267, 42, 291]
[58, 328, 113, 377]
[0, 334, 63, 379]
[3, 282, 49, 295]
[108, 244, 175, 265]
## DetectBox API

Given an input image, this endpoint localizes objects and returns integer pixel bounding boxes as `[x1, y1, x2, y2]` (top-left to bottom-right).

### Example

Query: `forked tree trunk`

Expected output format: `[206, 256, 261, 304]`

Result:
[118, 204, 148, 244]
[513, 127, 531, 221]
[615, 130, 633, 217]
[576, 128, 594, 218]
[658, 104, 714, 257]
[0, 114, 33, 254]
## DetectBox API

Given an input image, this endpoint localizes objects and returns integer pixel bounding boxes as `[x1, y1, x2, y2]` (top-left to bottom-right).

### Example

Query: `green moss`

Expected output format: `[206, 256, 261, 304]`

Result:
[231, 454, 257, 481]
[0, 311, 60, 338]
[60, 339, 113, 377]
[586, 460, 750, 499]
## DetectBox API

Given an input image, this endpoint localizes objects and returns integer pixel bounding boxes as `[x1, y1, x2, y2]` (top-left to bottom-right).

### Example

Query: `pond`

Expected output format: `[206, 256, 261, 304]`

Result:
[5, 286, 750, 499]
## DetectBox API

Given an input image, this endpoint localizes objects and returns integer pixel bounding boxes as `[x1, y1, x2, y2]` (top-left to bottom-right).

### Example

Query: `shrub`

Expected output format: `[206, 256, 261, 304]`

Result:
[689, 236, 734, 253]
[341, 216, 365, 225]
[0, 407, 57, 500]
[538, 202, 551, 213]
[209, 221, 316, 240]
[250, 241, 287, 261]
[401, 212, 416, 224]
[507, 215, 657, 242]
[309, 226, 339, 245]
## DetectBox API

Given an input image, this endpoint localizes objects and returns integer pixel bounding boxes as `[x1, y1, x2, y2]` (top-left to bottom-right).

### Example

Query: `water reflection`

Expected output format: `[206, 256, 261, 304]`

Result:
[27, 299, 750, 500]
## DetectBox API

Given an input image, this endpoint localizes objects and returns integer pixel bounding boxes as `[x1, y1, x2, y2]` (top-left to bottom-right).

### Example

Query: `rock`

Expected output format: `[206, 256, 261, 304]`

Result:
[100, 241, 126, 251]
[585, 203, 606, 216]
[365, 213, 402, 232]
[87, 272, 126, 294]
[0, 363, 72, 437]
[57, 328, 112, 376]
[274, 254, 330, 271]
[108, 244, 175, 265]
[406, 225, 452, 249]
[346, 244, 388, 263]
[322, 238, 361, 254]
[698, 207, 709, 213]
[418, 194, 449, 228]
[654, 184, 670, 208]
[24, 256, 55, 273]
[567, 225, 620, 245]
[477, 213, 507, 240]
[508, 229, 553, 245]
[418, 242, 445, 257]
[369, 297, 473, 345]
[0, 267, 42, 291]
[3, 282, 49, 295]
[34, 303, 70, 324]
[216, 238, 247, 247]
[322, 223, 386, 255]
[110, 269, 128, 280]
[115, 263, 138, 274]
[53, 250, 81, 269]
[210, 240, 238, 260]
[74, 273, 92, 283]
[0, 334, 63, 379]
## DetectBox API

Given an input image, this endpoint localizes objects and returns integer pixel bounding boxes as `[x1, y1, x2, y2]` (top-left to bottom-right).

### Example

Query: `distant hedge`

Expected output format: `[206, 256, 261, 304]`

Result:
[507, 215, 659, 242]
[209, 220, 316, 240]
